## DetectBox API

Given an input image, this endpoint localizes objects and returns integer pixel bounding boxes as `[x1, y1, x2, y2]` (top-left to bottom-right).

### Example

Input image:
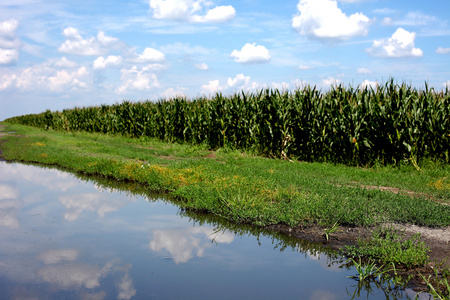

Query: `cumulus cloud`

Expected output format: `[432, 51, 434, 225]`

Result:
[117, 269, 137, 300]
[52, 57, 78, 68]
[59, 192, 129, 221]
[366, 28, 423, 58]
[444, 80, 450, 88]
[149, 0, 235, 23]
[134, 47, 165, 63]
[357, 67, 372, 74]
[46, 67, 88, 91]
[0, 18, 21, 64]
[0, 184, 20, 229]
[227, 73, 250, 88]
[2, 62, 89, 93]
[322, 76, 341, 87]
[436, 47, 450, 54]
[0, 48, 19, 64]
[201, 79, 222, 95]
[38, 249, 79, 265]
[116, 65, 160, 94]
[0, 73, 16, 90]
[149, 227, 234, 264]
[58, 27, 121, 56]
[38, 262, 111, 289]
[93, 55, 122, 69]
[230, 43, 271, 64]
[360, 79, 378, 89]
[292, 0, 370, 41]
[201, 73, 260, 95]
[161, 87, 186, 99]
[126, 47, 166, 64]
[190, 5, 236, 23]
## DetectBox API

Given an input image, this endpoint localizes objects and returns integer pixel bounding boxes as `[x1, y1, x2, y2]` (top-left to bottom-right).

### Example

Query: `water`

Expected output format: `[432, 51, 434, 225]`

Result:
[0, 161, 425, 299]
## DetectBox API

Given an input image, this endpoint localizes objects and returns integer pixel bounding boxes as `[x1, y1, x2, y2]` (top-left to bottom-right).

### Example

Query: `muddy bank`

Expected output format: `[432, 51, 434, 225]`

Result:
[267, 223, 450, 270]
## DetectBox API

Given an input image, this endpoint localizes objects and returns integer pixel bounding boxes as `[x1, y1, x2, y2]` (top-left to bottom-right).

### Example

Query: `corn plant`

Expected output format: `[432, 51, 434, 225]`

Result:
[6, 80, 450, 166]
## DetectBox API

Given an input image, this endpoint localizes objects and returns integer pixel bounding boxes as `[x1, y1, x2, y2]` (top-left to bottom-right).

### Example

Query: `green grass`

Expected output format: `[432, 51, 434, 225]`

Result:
[1, 123, 449, 230]
[345, 226, 430, 268]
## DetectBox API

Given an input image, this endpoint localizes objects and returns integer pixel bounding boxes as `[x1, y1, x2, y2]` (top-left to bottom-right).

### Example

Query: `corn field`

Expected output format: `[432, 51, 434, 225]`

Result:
[6, 80, 450, 165]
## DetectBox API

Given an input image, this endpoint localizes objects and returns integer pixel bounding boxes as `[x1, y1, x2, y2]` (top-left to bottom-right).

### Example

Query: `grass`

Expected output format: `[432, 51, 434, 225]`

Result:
[345, 226, 430, 268]
[1, 123, 449, 230]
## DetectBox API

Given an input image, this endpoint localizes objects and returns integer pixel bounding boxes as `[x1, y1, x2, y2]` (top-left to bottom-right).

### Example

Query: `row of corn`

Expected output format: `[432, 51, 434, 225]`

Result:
[6, 80, 450, 165]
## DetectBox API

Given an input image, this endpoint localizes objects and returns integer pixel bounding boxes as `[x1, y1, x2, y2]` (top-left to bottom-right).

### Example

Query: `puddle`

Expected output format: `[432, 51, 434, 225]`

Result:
[0, 161, 427, 299]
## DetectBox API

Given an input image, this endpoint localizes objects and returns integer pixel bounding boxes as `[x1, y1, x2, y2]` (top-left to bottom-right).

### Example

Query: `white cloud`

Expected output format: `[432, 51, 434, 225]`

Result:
[0, 184, 20, 229]
[138, 48, 165, 62]
[372, 8, 396, 15]
[292, 0, 370, 41]
[38, 262, 111, 289]
[394, 11, 438, 26]
[0, 18, 21, 64]
[3, 62, 89, 93]
[201, 79, 222, 95]
[357, 67, 372, 74]
[380, 12, 442, 28]
[0, 73, 16, 90]
[227, 73, 250, 88]
[52, 57, 78, 68]
[322, 76, 341, 87]
[38, 249, 79, 265]
[381, 17, 393, 26]
[160, 42, 211, 56]
[58, 27, 121, 56]
[366, 28, 423, 58]
[298, 64, 313, 70]
[360, 79, 378, 89]
[0, 48, 19, 64]
[161, 87, 186, 99]
[93, 55, 122, 69]
[117, 269, 136, 300]
[436, 47, 450, 54]
[116, 65, 160, 94]
[194, 62, 208, 70]
[190, 5, 236, 23]
[271, 82, 290, 91]
[149, 227, 234, 264]
[128, 47, 165, 63]
[444, 80, 450, 87]
[59, 192, 127, 221]
[149, 0, 235, 23]
[230, 43, 271, 64]
[46, 67, 88, 91]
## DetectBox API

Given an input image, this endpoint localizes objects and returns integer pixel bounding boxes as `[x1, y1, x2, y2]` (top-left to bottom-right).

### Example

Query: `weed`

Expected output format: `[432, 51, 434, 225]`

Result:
[345, 226, 429, 268]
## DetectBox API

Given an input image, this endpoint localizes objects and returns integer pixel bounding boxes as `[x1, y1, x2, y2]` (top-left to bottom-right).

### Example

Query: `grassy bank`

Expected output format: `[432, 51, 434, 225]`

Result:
[1, 123, 449, 229]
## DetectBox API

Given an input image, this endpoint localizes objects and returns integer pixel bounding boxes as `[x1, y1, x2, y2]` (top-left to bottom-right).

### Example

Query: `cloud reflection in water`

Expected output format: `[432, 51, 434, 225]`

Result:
[149, 226, 234, 264]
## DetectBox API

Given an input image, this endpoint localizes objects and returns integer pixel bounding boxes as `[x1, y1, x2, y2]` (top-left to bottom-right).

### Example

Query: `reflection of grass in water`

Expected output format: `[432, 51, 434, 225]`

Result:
[346, 257, 412, 299]
[418, 266, 450, 300]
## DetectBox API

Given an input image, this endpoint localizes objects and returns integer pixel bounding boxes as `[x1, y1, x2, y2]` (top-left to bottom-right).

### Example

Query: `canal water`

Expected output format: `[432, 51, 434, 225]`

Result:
[0, 161, 426, 299]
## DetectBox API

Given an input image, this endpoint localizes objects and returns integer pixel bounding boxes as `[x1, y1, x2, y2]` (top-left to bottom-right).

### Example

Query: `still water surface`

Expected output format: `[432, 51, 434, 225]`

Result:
[0, 162, 425, 299]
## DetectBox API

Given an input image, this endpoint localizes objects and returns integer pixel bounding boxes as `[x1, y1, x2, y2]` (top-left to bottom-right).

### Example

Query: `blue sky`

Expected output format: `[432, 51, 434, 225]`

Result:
[1, 0, 449, 120]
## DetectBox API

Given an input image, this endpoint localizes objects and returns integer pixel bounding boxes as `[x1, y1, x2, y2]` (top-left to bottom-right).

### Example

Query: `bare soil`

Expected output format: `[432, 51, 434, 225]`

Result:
[267, 222, 450, 270]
